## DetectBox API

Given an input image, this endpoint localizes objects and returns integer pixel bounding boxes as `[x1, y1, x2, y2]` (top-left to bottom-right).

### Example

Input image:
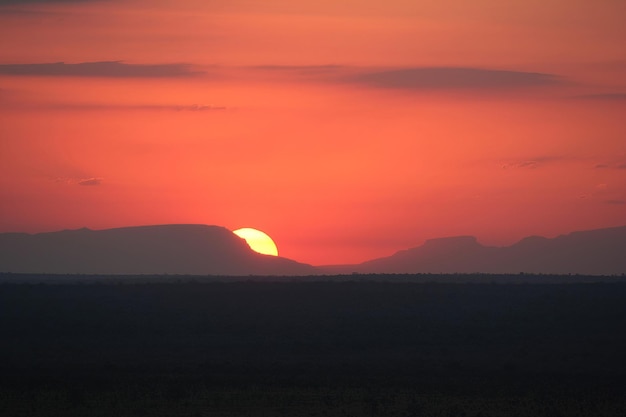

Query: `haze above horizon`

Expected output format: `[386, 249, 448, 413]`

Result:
[1, 0, 625, 265]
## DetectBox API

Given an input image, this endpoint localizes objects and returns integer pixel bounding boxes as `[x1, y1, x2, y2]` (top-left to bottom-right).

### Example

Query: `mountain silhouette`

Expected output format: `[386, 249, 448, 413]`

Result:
[2, 224, 625, 276]
[0, 224, 316, 275]
[322, 225, 626, 275]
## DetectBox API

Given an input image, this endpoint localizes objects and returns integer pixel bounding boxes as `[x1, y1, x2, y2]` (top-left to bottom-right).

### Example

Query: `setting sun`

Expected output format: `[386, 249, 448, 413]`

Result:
[233, 228, 279, 257]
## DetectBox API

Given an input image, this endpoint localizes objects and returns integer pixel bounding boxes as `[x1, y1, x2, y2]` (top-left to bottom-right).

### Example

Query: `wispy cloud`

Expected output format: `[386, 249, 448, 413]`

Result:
[77, 177, 102, 186]
[0, 0, 95, 4]
[250, 65, 343, 74]
[51, 175, 102, 186]
[0, 1, 102, 16]
[511, 161, 542, 169]
[0, 90, 228, 112]
[572, 93, 626, 101]
[606, 200, 626, 205]
[242, 65, 563, 91]
[594, 162, 626, 170]
[343, 67, 561, 90]
[31, 103, 227, 112]
[500, 156, 566, 170]
[0, 61, 203, 78]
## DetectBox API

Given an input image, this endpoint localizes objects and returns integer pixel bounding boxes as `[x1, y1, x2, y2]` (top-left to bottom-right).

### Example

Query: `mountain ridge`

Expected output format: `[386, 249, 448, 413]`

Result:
[0, 224, 316, 276]
[1, 224, 625, 276]
[321, 225, 626, 275]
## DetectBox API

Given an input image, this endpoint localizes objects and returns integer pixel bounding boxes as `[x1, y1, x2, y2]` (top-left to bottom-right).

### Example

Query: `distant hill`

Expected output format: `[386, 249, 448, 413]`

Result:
[0, 224, 317, 275]
[321, 226, 626, 275]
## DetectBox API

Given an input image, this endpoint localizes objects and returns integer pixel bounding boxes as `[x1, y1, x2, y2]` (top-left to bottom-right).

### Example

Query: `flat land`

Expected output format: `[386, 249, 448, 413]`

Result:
[1, 274, 625, 416]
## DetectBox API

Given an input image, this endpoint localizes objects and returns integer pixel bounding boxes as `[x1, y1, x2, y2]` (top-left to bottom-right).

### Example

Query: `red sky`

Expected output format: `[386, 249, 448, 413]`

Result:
[1, 0, 625, 265]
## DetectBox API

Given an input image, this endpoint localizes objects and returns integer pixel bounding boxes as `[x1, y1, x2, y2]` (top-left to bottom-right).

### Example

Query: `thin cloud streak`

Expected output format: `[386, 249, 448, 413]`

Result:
[36, 103, 226, 112]
[250, 65, 344, 74]
[500, 156, 569, 170]
[572, 93, 626, 101]
[0, 100, 228, 112]
[77, 177, 102, 186]
[51, 175, 102, 186]
[0, 0, 94, 4]
[0, 62, 203, 78]
[594, 162, 626, 170]
[343, 67, 562, 90]
[1, 62, 563, 92]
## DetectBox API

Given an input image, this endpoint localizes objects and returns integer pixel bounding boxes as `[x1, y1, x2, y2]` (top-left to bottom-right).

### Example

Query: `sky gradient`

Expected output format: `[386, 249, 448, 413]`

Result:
[1, 0, 625, 265]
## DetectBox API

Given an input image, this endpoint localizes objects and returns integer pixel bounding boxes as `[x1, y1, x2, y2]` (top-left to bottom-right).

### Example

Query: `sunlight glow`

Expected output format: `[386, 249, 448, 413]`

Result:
[233, 228, 279, 256]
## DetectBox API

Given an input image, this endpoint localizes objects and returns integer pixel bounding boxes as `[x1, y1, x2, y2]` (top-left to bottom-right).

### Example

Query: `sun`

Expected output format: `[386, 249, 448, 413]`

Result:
[233, 228, 279, 256]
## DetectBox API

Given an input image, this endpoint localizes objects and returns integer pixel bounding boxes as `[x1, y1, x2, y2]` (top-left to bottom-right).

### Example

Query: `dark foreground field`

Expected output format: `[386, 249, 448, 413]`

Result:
[1, 274, 625, 416]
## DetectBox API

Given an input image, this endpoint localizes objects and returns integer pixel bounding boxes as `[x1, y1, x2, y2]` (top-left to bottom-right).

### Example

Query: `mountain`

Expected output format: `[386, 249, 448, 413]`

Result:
[322, 226, 626, 275]
[3, 224, 624, 276]
[0, 224, 317, 276]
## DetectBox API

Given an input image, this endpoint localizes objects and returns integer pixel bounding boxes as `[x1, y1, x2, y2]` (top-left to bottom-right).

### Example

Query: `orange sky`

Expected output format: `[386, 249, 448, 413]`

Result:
[0, 0, 625, 265]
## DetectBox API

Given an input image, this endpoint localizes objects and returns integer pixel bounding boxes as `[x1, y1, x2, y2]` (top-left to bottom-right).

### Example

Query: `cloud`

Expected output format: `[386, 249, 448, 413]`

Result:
[0, 0, 96, 12]
[512, 161, 542, 169]
[573, 93, 626, 101]
[77, 178, 102, 186]
[0, 61, 202, 78]
[500, 156, 565, 170]
[595, 163, 626, 170]
[0, 93, 229, 112]
[242, 65, 346, 83]
[0, 0, 93, 4]
[172, 104, 226, 111]
[606, 200, 626, 205]
[343, 67, 561, 90]
[38, 103, 227, 112]
[52, 175, 103, 186]
[250, 65, 343, 74]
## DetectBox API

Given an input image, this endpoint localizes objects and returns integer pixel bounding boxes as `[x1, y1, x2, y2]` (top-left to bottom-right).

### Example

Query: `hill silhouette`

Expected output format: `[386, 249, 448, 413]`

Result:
[323, 225, 626, 275]
[0, 224, 316, 275]
[2, 224, 625, 276]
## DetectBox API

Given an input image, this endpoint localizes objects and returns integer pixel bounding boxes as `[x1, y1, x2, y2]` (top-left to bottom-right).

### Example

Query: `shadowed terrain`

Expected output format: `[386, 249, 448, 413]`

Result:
[323, 225, 626, 275]
[2, 224, 625, 276]
[0, 224, 316, 276]
[1, 276, 625, 416]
